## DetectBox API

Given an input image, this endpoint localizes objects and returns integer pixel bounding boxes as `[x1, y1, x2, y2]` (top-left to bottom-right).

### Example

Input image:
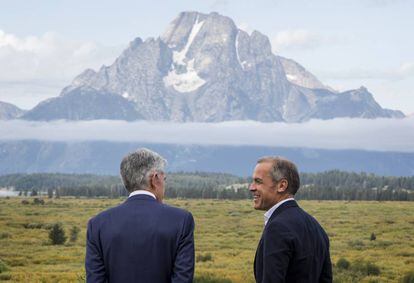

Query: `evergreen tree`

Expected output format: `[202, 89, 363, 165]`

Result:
[49, 223, 67, 245]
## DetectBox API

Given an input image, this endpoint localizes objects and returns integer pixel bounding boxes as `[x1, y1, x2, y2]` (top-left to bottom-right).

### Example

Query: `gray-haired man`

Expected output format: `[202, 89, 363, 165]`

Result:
[86, 148, 195, 283]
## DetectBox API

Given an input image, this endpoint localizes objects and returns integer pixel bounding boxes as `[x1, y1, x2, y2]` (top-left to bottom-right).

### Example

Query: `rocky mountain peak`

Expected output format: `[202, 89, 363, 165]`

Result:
[250, 30, 273, 57]
[279, 57, 335, 91]
[0, 101, 25, 120]
[21, 11, 405, 122]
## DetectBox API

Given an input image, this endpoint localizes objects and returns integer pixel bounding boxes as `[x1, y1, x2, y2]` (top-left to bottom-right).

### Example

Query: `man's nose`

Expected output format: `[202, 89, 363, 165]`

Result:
[249, 183, 255, 191]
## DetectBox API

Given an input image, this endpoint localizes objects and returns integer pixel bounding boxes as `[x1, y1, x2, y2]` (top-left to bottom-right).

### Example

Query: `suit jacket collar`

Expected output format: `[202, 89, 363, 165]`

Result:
[267, 199, 298, 223]
[125, 194, 158, 203]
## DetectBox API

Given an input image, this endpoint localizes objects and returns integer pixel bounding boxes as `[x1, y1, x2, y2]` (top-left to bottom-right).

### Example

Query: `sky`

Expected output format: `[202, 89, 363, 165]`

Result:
[0, 0, 413, 114]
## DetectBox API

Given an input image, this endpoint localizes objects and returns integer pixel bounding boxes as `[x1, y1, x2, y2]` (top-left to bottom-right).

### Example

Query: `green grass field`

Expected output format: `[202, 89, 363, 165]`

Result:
[0, 198, 413, 282]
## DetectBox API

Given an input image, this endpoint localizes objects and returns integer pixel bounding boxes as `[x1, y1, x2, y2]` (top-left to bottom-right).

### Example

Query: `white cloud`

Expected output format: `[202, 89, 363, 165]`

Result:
[0, 118, 413, 152]
[365, 0, 408, 7]
[210, 0, 229, 10]
[0, 30, 122, 82]
[397, 62, 414, 77]
[271, 29, 322, 52]
[319, 62, 414, 81]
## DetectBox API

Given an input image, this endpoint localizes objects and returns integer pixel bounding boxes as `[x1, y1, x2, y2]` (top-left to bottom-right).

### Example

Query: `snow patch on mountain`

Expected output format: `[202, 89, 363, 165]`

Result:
[235, 30, 247, 70]
[173, 15, 204, 65]
[163, 15, 206, 93]
[286, 74, 297, 82]
[163, 58, 206, 92]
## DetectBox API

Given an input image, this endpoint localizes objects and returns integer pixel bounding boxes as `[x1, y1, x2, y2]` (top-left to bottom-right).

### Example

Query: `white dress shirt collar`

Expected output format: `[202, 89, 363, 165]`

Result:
[129, 190, 156, 199]
[264, 198, 295, 226]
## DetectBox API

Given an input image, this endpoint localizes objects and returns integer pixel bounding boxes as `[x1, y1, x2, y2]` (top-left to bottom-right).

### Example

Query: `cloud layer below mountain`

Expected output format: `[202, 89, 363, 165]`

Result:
[1, 117, 413, 152]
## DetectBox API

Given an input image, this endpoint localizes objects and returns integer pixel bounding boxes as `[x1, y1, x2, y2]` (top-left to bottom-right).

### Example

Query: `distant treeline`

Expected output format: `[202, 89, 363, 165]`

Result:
[297, 171, 414, 201]
[0, 170, 413, 201]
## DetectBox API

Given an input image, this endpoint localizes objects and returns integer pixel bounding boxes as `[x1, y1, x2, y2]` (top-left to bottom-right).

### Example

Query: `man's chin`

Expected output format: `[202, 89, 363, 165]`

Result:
[253, 201, 263, 210]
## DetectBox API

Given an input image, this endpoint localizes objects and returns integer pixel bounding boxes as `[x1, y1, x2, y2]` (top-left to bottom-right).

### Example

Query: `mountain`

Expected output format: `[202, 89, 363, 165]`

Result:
[22, 86, 141, 121]
[0, 101, 25, 120]
[22, 11, 404, 122]
[278, 57, 335, 91]
[0, 141, 413, 176]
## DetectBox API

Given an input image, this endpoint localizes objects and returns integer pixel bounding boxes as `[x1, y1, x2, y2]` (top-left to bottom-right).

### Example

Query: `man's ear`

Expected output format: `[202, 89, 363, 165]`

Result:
[149, 173, 157, 190]
[151, 173, 162, 188]
[276, 179, 288, 193]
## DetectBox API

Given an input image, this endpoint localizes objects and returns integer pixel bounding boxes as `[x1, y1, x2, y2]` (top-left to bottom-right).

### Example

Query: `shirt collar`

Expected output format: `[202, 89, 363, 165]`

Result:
[264, 198, 295, 225]
[129, 190, 156, 199]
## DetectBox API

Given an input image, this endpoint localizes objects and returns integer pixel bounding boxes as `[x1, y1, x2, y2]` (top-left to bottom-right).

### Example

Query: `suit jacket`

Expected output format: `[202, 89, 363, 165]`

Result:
[85, 195, 195, 283]
[254, 200, 332, 283]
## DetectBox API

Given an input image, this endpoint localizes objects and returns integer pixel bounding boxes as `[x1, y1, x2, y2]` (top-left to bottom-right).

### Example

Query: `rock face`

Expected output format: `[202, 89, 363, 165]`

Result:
[23, 11, 404, 122]
[0, 101, 25, 120]
[22, 86, 140, 121]
[278, 57, 335, 91]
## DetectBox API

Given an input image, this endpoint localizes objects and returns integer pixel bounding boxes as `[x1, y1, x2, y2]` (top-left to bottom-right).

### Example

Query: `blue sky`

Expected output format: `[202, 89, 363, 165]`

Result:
[0, 0, 413, 114]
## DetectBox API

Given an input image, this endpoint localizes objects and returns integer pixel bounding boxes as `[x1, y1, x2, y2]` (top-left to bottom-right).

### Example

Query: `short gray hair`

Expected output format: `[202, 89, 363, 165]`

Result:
[257, 156, 300, 195]
[120, 148, 167, 193]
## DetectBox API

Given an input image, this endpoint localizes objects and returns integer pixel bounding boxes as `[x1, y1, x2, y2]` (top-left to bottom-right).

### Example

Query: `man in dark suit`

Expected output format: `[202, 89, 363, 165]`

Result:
[249, 156, 332, 283]
[85, 148, 194, 283]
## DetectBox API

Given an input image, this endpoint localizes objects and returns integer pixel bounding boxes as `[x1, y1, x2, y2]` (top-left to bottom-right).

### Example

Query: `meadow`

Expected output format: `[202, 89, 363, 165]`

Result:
[0, 197, 413, 282]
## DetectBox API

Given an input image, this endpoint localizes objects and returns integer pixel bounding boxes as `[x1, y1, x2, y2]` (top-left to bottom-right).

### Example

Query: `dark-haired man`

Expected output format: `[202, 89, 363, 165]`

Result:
[85, 148, 194, 283]
[250, 156, 332, 282]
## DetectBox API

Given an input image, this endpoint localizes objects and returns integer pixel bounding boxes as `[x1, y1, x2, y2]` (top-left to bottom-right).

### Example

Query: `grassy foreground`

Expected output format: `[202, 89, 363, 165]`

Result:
[0, 198, 413, 282]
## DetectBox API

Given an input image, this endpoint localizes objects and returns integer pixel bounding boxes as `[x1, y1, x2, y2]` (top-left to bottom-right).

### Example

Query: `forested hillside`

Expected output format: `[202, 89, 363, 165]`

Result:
[1, 170, 413, 200]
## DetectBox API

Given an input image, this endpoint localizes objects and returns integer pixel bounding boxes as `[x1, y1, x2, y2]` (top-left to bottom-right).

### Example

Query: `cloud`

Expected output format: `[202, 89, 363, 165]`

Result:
[0, 30, 123, 82]
[0, 117, 413, 152]
[271, 29, 322, 52]
[210, 0, 229, 10]
[319, 62, 414, 81]
[364, 0, 408, 7]
[397, 62, 414, 77]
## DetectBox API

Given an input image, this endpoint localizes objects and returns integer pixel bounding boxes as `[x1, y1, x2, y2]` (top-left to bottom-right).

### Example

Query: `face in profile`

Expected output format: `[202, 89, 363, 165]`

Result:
[152, 171, 166, 202]
[249, 162, 279, 211]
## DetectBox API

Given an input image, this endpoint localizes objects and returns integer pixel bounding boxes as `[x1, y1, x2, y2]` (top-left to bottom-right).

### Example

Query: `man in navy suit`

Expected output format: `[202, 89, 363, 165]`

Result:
[249, 156, 332, 283]
[85, 148, 195, 283]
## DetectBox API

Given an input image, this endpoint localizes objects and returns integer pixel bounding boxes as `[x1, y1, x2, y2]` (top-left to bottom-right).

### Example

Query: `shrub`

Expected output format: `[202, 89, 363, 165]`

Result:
[7, 258, 26, 267]
[0, 232, 11, 239]
[33, 198, 45, 205]
[365, 262, 381, 275]
[23, 223, 44, 229]
[197, 253, 213, 262]
[401, 271, 414, 283]
[49, 223, 67, 245]
[0, 274, 11, 280]
[69, 226, 80, 243]
[352, 260, 381, 276]
[347, 239, 365, 250]
[336, 258, 350, 270]
[0, 259, 9, 273]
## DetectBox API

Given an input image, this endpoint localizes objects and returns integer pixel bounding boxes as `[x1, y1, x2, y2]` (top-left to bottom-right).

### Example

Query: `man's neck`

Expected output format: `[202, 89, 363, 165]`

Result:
[277, 194, 294, 203]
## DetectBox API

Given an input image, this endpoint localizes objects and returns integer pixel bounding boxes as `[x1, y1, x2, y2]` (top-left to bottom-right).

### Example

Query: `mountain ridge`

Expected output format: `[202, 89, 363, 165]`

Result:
[0, 141, 413, 176]
[19, 11, 404, 122]
[0, 101, 26, 120]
